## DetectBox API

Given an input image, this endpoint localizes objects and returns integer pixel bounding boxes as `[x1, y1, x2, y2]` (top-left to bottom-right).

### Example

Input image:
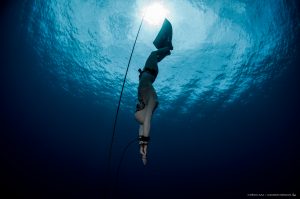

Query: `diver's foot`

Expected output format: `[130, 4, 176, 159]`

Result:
[157, 50, 171, 62]
[165, 37, 173, 50]
[167, 42, 173, 50]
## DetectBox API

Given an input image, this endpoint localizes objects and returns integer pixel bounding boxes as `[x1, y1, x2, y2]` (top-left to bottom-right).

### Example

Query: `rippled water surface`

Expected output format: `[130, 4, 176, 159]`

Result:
[25, 0, 297, 116]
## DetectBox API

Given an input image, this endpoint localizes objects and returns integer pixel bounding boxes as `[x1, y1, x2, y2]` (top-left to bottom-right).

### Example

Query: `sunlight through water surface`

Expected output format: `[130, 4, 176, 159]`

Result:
[25, 0, 298, 119]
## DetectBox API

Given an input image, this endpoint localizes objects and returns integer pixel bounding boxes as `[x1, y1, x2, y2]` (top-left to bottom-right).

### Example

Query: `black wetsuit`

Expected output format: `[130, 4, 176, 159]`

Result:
[136, 51, 159, 112]
[136, 47, 171, 112]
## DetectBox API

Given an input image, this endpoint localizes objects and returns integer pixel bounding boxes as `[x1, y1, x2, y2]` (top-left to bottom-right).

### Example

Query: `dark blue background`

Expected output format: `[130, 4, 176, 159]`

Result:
[1, 1, 299, 198]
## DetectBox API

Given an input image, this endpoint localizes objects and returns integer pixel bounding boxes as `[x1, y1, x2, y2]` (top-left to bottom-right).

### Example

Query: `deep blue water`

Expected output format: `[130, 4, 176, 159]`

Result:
[1, 0, 300, 198]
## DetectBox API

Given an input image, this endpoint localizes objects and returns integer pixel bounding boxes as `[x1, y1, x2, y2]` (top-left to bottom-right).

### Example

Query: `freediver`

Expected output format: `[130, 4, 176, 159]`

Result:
[134, 19, 173, 165]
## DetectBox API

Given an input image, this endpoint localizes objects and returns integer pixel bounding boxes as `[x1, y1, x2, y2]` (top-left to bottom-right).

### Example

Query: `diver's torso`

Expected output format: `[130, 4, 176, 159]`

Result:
[138, 72, 158, 103]
[139, 72, 155, 88]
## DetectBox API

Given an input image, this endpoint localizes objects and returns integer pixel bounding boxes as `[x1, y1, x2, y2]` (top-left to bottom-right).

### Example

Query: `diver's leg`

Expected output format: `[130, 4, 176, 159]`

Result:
[144, 46, 172, 68]
[155, 47, 172, 62]
[144, 51, 158, 68]
[155, 46, 171, 55]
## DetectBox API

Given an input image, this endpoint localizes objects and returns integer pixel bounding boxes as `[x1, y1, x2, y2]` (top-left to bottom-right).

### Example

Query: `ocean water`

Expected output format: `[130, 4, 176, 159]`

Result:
[1, 0, 299, 198]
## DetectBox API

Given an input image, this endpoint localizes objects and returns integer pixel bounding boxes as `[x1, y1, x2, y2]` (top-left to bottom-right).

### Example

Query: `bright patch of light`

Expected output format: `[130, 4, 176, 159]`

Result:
[143, 2, 169, 25]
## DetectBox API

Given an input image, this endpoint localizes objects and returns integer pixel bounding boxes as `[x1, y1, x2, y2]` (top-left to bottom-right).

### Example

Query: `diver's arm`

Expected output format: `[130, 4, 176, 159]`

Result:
[137, 108, 150, 158]
[139, 125, 143, 136]
[142, 101, 154, 138]
[139, 98, 155, 163]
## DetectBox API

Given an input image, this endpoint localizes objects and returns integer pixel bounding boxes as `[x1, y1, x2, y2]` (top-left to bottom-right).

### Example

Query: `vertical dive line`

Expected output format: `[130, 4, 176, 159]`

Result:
[114, 138, 138, 194]
[105, 16, 145, 198]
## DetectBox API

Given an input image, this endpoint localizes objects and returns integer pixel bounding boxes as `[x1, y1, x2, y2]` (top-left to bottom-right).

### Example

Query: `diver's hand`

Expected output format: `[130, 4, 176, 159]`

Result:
[140, 144, 147, 156]
[140, 144, 148, 165]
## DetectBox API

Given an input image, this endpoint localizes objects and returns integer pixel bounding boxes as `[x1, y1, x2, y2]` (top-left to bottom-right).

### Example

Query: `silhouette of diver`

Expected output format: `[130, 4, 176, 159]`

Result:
[134, 19, 173, 165]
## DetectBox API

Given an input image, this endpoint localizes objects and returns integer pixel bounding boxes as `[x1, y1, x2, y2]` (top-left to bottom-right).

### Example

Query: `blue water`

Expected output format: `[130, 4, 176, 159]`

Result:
[1, 0, 299, 198]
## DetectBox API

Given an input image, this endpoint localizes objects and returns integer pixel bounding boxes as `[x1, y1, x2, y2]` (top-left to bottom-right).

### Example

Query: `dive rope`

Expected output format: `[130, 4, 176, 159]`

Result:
[105, 15, 145, 199]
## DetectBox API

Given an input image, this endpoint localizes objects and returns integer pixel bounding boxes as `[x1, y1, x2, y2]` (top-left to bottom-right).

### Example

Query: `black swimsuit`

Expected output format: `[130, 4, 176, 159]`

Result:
[136, 71, 159, 113]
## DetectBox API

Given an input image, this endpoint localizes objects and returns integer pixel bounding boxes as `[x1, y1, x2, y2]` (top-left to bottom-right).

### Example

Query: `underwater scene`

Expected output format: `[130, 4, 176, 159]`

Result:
[1, 0, 299, 198]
